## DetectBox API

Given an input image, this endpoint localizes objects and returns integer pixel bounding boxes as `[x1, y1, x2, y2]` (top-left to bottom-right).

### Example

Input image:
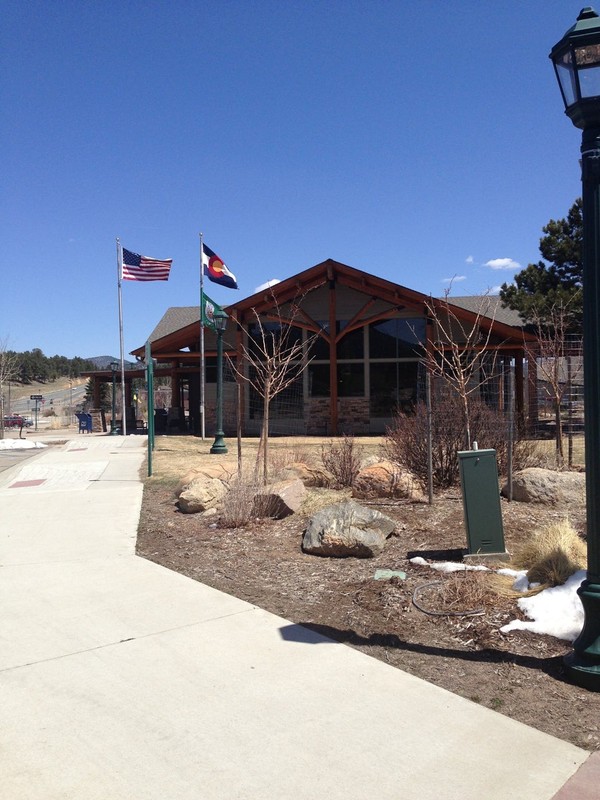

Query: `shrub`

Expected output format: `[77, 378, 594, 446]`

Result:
[218, 474, 261, 528]
[383, 391, 538, 489]
[321, 434, 361, 488]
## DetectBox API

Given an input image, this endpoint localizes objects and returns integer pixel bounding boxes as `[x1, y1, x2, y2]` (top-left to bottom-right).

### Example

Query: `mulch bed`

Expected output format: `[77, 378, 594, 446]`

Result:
[137, 481, 600, 751]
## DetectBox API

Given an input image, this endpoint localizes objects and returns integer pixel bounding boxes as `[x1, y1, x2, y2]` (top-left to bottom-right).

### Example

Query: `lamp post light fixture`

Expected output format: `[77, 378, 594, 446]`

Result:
[110, 360, 119, 435]
[551, 6, 600, 690]
[210, 309, 228, 455]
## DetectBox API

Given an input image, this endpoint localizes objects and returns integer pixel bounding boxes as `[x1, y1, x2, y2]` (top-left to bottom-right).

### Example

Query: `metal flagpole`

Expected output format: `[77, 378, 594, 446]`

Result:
[116, 238, 127, 436]
[199, 232, 206, 440]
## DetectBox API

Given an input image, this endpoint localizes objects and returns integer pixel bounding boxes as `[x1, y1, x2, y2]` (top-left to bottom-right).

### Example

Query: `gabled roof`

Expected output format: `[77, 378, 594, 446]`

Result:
[146, 306, 199, 344]
[131, 259, 533, 357]
[447, 296, 525, 329]
[230, 258, 427, 316]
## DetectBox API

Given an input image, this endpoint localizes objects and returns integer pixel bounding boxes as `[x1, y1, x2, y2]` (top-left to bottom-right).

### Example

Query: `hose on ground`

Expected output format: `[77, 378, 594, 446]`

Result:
[412, 580, 485, 618]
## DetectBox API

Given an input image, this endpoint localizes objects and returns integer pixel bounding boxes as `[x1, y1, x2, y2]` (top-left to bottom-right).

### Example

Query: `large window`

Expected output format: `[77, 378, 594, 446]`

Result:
[337, 322, 364, 359]
[307, 317, 423, 406]
[308, 363, 365, 397]
[311, 321, 364, 360]
[247, 321, 302, 357]
[309, 320, 364, 398]
[369, 318, 425, 358]
[370, 362, 418, 416]
[308, 364, 330, 397]
[338, 363, 364, 396]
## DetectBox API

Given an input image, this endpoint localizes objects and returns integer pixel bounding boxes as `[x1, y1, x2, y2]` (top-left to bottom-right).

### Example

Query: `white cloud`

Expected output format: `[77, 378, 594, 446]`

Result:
[490, 285, 502, 295]
[484, 257, 521, 270]
[465, 255, 474, 264]
[442, 275, 466, 283]
[254, 278, 281, 293]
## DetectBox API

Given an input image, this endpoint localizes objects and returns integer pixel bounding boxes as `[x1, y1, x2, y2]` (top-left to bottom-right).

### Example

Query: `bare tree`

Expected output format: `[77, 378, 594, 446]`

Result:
[421, 289, 501, 450]
[228, 293, 317, 484]
[524, 298, 583, 468]
[0, 339, 19, 440]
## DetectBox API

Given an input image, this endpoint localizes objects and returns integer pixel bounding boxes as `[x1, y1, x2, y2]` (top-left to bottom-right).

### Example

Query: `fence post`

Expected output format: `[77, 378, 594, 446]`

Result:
[567, 354, 574, 468]
[426, 369, 434, 505]
[507, 364, 514, 502]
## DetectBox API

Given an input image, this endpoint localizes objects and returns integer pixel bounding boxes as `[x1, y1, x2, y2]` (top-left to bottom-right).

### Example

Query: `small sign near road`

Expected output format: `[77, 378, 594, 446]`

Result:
[30, 395, 43, 400]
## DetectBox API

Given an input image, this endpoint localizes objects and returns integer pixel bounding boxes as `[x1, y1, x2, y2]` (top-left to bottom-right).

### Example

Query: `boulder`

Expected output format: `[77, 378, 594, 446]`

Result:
[352, 460, 423, 501]
[252, 478, 306, 519]
[178, 476, 228, 514]
[279, 462, 334, 488]
[176, 464, 237, 496]
[302, 500, 396, 558]
[359, 455, 381, 469]
[502, 468, 585, 505]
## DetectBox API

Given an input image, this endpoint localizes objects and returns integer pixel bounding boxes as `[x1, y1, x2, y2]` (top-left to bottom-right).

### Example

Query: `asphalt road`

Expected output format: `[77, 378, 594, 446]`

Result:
[10, 385, 86, 415]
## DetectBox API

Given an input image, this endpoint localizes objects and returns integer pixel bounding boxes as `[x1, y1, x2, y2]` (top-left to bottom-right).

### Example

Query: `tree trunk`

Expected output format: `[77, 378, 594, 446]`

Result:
[555, 401, 564, 467]
[567, 356, 574, 469]
[262, 379, 270, 485]
[237, 376, 243, 477]
[462, 392, 471, 450]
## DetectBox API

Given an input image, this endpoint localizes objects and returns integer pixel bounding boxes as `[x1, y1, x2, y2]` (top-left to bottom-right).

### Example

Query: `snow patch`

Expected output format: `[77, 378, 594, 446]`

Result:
[0, 439, 47, 450]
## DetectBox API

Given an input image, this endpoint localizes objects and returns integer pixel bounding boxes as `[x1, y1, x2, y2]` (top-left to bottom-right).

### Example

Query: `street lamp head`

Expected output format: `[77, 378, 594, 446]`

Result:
[213, 309, 228, 333]
[550, 6, 600, 129]
[110, 361, 118, 372]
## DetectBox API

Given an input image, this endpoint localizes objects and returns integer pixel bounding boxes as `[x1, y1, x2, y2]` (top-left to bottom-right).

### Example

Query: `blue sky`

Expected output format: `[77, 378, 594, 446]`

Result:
[0, 1, 586, 359]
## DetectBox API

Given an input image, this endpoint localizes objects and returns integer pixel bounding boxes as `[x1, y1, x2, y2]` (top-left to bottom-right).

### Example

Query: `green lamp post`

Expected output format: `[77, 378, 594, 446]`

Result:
[210, 309, 228, 455]
[110, 360, 119, 435]
[550, 6, 600, 690]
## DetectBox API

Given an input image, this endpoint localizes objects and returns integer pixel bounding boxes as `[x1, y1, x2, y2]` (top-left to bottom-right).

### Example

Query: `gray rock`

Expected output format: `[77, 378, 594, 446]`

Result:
[502, 467, 585, 505]
[303, 500, 396, 558]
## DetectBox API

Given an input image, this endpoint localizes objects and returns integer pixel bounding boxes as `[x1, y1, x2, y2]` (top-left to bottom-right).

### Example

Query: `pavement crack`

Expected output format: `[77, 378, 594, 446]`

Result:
[1, 607, 258, 673]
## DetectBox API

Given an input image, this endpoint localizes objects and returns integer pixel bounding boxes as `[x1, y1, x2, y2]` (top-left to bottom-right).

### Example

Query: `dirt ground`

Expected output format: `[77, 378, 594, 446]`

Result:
[136, 436, 600, 752]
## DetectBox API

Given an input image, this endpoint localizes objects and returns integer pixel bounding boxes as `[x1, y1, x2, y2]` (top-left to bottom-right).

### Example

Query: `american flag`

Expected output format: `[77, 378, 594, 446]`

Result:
[122, 247, 172, 281]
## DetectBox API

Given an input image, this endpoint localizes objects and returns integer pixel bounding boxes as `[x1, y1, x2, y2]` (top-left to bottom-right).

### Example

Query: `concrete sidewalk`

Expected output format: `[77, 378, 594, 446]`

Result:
[0, 434, 596, 799]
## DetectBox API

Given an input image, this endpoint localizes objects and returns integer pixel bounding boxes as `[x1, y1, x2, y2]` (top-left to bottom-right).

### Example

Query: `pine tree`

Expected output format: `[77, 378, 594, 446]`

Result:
[500, 199, 582, 331]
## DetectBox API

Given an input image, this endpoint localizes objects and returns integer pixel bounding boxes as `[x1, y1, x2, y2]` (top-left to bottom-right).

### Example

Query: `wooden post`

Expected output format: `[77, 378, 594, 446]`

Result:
[328, 275, 338, 435]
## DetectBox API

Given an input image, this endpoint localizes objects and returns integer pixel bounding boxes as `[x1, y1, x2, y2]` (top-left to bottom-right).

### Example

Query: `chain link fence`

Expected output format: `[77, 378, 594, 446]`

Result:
[386, 351, 586, 503]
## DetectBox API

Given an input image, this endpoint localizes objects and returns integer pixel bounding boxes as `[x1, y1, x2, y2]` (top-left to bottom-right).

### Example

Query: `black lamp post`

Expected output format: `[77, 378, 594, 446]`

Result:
[110, 360, 119, 435]
[210, 310, 228, 455]
[551, 7, 600, 691]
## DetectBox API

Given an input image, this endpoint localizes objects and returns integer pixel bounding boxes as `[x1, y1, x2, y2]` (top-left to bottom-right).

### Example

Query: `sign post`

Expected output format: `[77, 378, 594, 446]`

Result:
[30, 395, 43, 431]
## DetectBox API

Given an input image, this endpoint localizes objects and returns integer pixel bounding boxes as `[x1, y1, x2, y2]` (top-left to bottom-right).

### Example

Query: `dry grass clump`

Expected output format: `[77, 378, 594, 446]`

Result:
[438, 570, 490, 613]
[414, 570, 497, 616]
[300, 486, 352, 516]
[218, 473, 261, 528]
[512, 519, 586, 588]
[266, 445, 317, 478]
[321, 435, 361, 487]
[217, 471, 284, 527]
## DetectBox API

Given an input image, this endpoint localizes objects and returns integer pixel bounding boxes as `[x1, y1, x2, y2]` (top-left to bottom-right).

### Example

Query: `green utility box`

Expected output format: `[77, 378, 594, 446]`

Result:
[458, 448, 506, 558]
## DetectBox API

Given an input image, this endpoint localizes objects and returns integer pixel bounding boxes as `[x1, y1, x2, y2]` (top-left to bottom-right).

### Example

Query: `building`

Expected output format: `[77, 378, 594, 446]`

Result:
[118, 259, 535, 436]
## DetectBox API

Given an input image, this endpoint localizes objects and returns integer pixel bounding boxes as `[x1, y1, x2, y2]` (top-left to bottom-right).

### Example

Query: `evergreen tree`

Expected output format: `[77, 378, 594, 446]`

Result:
[500, 199, 582, 331]
[84, 377, 110, 410]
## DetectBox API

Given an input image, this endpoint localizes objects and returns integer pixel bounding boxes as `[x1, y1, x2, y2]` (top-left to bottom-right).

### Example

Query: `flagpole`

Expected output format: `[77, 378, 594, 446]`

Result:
[199, 232, 206, 440]
[116, 237, 127, 436]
